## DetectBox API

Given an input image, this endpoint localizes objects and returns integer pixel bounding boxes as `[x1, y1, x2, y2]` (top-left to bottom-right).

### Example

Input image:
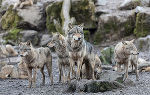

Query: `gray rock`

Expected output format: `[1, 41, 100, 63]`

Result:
[40, 34, 51, 46]
[94, 10, 135, 43]
[140, 0, 150, 6]
[119, 0, 140, 10]
[95, 0, 107, 6]
[133, 7, 150, 37]
[17, 5, 45, 30]
[67, 70, 124, 93]
[20, 30, 39, 46]
[1, 0, 19, 9]
[135, 35, 150, 52]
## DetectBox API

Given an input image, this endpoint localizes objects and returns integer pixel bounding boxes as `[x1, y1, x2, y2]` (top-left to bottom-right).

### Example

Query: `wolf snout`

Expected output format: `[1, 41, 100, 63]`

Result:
[73, 36, 81, 41]
[20, 54, 24, 57]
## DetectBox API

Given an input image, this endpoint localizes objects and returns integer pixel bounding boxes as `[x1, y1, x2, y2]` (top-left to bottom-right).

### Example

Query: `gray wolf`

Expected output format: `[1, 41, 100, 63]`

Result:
[0, 62, 28, 79]
[81, 54, 102, 79]
[114, 39, 139, 81]
[0, 44, 18, 57]
[66, 23, 101, 80]
[19, 41, 53, 88]
[47, 32, 70, 83]
[13, 0, 34, 9]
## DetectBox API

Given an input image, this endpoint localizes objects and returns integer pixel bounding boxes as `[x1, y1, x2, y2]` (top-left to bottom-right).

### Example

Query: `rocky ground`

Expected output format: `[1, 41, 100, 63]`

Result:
[0, 51, 150, 95]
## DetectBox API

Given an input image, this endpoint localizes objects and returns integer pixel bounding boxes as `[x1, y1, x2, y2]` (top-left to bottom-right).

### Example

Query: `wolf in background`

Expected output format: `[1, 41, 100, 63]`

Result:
[47, 32, 70, 83]
[114, 39, 139, 81]
[66, 23, 101, 80]
[19, 41, 53, 88]
[13, 0, 34, 9]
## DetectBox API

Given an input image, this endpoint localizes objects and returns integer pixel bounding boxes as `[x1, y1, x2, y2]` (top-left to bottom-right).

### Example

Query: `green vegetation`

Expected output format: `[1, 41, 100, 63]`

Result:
[3, 28, 22, 43]
[70, 0, 96, 29]
[134, 13, 150, 37]
[100, 46, 115, 65]
[1, 5, 22, 30]
[46, 1, 63, 33]
[83, 30, 90, 41]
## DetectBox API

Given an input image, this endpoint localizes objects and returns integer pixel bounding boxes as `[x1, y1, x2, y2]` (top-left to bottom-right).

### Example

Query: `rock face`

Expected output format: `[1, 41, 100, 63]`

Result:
[100, 46, 115, 65]
[119, 0, 140, 10]
[17, 5, 45, 30]
[40, 34, 51, 46]
[46, 0, 96, 34]
[20, 30, 39, 46]
[134, 7, 150, 37]
[67, 70, 124, 93]
[135, 35, 150, 52]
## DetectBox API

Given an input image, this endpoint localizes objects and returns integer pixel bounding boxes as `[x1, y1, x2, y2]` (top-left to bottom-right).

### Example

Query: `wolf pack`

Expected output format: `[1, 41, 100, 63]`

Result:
[0, 23, 145, 88]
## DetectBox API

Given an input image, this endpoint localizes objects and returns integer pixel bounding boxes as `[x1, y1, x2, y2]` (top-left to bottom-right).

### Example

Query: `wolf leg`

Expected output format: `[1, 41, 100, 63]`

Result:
[27, 67, 32, 88]
[77, 58, 83, 80]
[90, 60, 96, 80]
[67, 65, 71, 83]
[69, 58, 75, 79]
[46, 58, 53, 85]
[132, 61, 139, 81]
[58, 61, 62, 82]
[40, 67, 45, 85]
[123, 62, 129, 82]
[32, 68, 38, 88]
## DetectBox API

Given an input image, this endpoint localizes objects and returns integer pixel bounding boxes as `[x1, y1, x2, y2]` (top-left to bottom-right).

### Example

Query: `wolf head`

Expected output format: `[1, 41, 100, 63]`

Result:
[67, 23, 84, 50]
[19, 41, 32, 57]
[122, 39, 139, 55]
[47, 32, 65, 48]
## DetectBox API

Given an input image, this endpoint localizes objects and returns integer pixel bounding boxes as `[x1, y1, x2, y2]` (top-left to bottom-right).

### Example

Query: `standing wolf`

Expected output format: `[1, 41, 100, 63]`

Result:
[47, 32, 70, 83]
[114, 39, 139, 81]
[19, 41, 53, 88]
[66, 23, 100, 80]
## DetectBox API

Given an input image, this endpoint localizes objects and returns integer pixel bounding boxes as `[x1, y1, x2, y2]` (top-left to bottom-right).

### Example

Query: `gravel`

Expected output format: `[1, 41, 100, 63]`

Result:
[0, 52, 150, 95]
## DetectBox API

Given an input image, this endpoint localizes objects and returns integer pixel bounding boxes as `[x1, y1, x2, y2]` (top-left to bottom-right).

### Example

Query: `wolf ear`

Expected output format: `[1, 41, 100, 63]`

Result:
[78, 23, 84, 30]
[122, 41, 127, 45]
[26, 40, 32, 46]
[130, 39, 135, 43]
[68, 23, 73, 30]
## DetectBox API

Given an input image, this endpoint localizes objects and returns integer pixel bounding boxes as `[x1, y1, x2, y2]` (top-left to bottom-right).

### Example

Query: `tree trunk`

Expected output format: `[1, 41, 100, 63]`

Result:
[61, 0, 71, 35]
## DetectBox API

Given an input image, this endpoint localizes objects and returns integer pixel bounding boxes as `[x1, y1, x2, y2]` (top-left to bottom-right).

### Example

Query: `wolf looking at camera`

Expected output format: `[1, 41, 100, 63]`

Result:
[66, 23, 101, 80]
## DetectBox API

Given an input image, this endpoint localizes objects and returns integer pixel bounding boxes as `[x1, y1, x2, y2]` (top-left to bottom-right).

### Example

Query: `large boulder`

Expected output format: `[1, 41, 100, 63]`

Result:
[134, 7, 150, 37]
[17, 5, 45, 30]
[100, 46, 115, 65]
[135, 35, 150, 52]
[67, 70, 124, 93]
[140, 0, 150, 6]
[20, 30, 39, 46]
[119, 0, 141, 10]
[1, 0, 18, 10]
[40, 34, 51, 46]
[94, 10, 135, 44]
[1, 5, 22, 30]
[46, 0, 96, 34]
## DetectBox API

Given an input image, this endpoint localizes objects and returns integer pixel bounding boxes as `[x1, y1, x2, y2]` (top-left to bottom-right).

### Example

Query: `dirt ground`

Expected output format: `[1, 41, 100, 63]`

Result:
[0, 52, 150, 95]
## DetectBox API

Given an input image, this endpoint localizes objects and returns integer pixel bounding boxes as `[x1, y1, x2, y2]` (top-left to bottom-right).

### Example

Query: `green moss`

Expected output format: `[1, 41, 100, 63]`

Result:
[70, 0, 96, 29]
[124, 15, 135, 36]
[134, 13, 150, 37]
[93, 31, 103, 45]
[46, 1, 63, 33]
[100, 47, 115, 65]
[1, 5, 22, 30]
[3, 28, 22, 43]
